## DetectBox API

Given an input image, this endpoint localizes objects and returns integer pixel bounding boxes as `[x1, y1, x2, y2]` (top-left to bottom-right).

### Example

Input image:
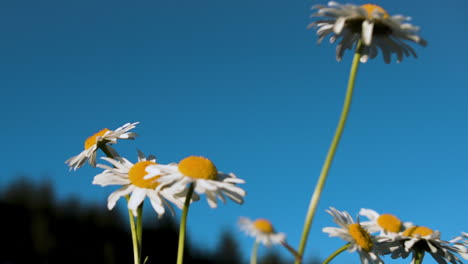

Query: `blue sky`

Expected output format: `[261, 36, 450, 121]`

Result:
[1, 0, 467, 263]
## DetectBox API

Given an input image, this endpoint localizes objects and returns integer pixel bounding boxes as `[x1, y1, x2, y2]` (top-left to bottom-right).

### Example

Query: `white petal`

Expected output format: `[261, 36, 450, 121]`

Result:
[160, 189, 185, 209]
[107, 185, 134, 210]
[128, 188, 147, 215]
[89, 151, 98, 167]
[362, 20, 374, 46]
[205, 191, 218, 208]
[147, 190, 166, 217]
[333, 17, 346, 34]
[197, 180, 218, 192]
[93, 173, 130, 186]
[220, 187, 244, 204]
[144, 165, 163, 179]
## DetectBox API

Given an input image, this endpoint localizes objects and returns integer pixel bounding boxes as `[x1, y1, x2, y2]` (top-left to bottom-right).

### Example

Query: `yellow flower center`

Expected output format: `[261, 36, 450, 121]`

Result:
[128, 161, 160, 189]
[361, 4, 389, 18]
[349, 223, 373, 252]
[253, 219, 274, 234]
[84, 128, 110, 150]
[377, 214, 402, 233]
[178, 156, 218, 180]
[402, 226, 434, 237]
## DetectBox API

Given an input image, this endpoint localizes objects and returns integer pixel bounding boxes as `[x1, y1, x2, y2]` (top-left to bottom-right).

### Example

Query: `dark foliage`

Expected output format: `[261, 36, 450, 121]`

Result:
[0, 178, 319, 264]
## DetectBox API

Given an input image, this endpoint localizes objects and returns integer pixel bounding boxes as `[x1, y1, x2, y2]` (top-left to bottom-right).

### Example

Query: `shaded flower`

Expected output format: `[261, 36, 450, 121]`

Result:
[92, 151, 183, 217]
[385, 226, 468, 264]
[323, 207, 383, 264]
[66, 122, 139, 170]
[239, 217, 286, 246]
[145, 156, 246, 208]
[309, 2, 427, 63]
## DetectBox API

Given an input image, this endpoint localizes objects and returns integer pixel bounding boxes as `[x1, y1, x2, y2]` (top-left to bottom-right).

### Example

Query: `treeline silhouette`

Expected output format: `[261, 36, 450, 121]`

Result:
[0, 178, 320, 264]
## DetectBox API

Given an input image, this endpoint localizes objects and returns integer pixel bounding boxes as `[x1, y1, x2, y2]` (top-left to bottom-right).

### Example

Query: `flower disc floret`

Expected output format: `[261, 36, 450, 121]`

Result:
[403, 226, 434, 237]
[128, 161, 159, 189]
[178, 156, 218, 180]
[377, 214, 402, 233]
[254, 219, 275, 234]
[361, 4, 388, 18]
[349, 223, 373, 252]
[84, 128, 109, 149]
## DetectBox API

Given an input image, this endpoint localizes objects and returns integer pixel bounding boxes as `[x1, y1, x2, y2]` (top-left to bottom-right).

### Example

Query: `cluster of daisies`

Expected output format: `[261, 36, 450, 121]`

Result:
[66, 122, 246, 217]
[323, 207, 468, 264]
[63, 3, 468, 264]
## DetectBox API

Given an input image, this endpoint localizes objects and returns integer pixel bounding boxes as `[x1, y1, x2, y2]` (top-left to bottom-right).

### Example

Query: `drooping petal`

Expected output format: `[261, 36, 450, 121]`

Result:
[107, 185, 135, 210]
[128, 188, 147, 215]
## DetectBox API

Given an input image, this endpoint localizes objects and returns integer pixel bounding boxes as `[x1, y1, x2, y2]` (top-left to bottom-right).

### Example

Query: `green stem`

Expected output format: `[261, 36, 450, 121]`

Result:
[321, 243, 350, 264]
[295, 41, 363, 264]
[137, 203, 144, 262]
[176, 183, 194, 264]
[281, 241, 302, 263]
[126, 196, 140, 264]
[250, 240, 260, 264]
[414, 251, 425, 264]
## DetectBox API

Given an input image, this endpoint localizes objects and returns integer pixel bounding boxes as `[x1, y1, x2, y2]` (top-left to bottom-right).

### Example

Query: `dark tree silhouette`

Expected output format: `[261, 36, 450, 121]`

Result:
[0, 178, 320, 264]
[213, 230, 243, 264]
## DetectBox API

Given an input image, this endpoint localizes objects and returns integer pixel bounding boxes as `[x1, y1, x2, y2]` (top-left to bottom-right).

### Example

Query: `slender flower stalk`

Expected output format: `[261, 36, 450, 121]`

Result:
[414, 251, 425, 264]
[282, 241, 302, 263]
[126, 196, 141, 264]
[250, 240, 259, 264]
[295, 41, 363, 264]
[137, 203, 144, 262]
[322, 243, 351, 264]
[176, 183, 194, 264]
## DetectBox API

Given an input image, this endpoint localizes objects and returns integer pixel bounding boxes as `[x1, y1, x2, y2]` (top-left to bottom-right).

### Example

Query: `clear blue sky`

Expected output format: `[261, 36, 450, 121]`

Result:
[1, 0, 467, 263]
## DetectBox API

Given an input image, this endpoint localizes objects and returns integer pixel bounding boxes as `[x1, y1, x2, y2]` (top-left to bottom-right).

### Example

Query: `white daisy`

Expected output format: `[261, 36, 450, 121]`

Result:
[309, 2, 427, 63]
[66, 122, 139, 170]
[323, 207, 384, 264]
[359, 208, 413, 236]
[92, 151, 183, 217]
[145, 156, 246, 208]
[239, 217, 286, 246]
[387, 226, 468, 264]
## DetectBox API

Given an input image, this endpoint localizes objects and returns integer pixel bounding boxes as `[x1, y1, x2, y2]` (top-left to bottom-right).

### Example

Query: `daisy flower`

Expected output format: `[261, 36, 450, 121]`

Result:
[145, 156, 246, 208]
[387, 226, 468, 264]
[323, 207, 383, 264]
[66, 122, 139, 170]
[359, 208, 413, 236]
[239, 217, 286, 246]
[309, 2, 427, 63]
[92, 151, 183, 217]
